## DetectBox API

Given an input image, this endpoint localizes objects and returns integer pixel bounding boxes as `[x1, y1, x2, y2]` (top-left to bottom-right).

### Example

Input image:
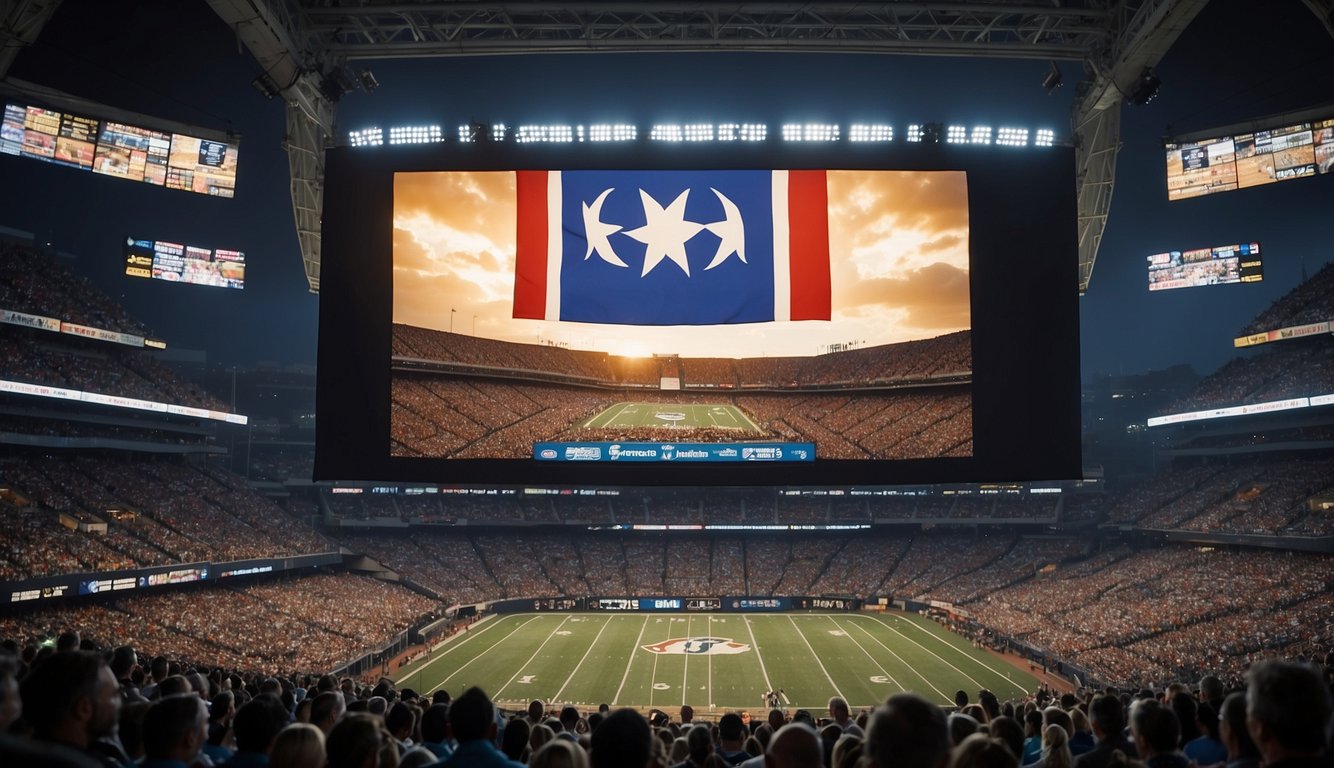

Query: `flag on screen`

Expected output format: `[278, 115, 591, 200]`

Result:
[513, 169, 830, 325]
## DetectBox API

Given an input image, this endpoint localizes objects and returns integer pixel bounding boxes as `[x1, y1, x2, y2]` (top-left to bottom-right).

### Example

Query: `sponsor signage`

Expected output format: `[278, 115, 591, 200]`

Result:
[1234, 320, 1331, 348]
[533, 441, 815, 463]
[1147, 396, 1318, 427]
[0, 378, 245, 424]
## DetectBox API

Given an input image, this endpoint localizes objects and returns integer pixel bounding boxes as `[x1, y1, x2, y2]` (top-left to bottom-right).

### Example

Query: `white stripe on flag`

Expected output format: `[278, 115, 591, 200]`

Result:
[546, 171, 563, 321]
[771, 170, 791, 322]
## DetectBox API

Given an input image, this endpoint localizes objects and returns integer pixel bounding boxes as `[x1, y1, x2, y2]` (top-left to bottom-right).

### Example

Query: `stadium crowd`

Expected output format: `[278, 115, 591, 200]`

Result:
[1239, 261, 1334, 336]
[390, 322, 975, 461]
[320, 528, 1332, 690]
[0, 621, 1329, 768]
[0, 453, 330, 581]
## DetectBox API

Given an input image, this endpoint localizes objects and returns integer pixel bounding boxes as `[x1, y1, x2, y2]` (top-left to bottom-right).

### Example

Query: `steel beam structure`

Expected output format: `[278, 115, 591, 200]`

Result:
[209, 0, 337, 293]
[0, 0, 61, 79]
[298, 2, 1115, 61]
[1072, 0, 1208, 293]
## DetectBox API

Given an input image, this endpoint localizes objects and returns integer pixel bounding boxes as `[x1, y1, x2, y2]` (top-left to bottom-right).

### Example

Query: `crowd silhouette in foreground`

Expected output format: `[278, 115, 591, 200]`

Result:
[0, 640, 1329, 768]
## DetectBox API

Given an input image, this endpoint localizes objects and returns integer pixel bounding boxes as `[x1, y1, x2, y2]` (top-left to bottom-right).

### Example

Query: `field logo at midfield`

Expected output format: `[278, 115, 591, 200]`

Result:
[643, 637, 751, 655]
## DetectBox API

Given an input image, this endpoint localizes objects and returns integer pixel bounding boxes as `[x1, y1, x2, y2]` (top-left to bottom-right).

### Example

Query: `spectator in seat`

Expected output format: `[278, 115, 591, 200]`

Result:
[761, 722, 822, 768]
[420, 703, 454, 760]
[717, 713, 752, 764]
[1245, 661, 1332, 768]
[0, 653, 21, 732]
[19, 651, 124, 767]
[1130, 701, 1187, 768]
[951, 734, 1020, 768]
[223, 693, 289, 767]
[590, 708, 652, 768]
[204, 691, 236, 764]
[270, 723, 326, 768]
[1218, 693, 1260, 768]
[989, 716, 1026, 761]
[1198, 677, 1226, 711]
[1075, 695, 1137, 768]
[1184, 702, 1226, 767]
[387, 701, 417, 751]
[531, 738, 591, 768]
[140, 694, 208, 768]
[310, 691, 346, 736]
[431, 687, 524, 768]
[828, 697, 864, 738]
[865, 693, 950, 768]
[677, 723, 713, 767]
[327, 713, 387, 768]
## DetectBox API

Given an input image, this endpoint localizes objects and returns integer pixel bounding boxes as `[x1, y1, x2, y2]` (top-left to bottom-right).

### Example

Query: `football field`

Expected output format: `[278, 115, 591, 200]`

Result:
[395, 612, 1037, 713]
[581, 402, 764, 433]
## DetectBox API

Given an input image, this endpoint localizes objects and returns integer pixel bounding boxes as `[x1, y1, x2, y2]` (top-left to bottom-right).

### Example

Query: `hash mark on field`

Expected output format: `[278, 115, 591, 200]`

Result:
[429, 616, 545, 693]
[554, 615, 615, 702]
[613, 615, 651, 706]
[865, 615, 989, 690]
[497, 615, 572, 699]
[826, 616, 905, 694]
[787, 614, 845, 701]
[842, 616, 958, 702]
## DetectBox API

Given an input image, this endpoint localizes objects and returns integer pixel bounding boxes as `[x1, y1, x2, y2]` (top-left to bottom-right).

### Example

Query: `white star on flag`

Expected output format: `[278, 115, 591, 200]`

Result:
[581, 187, 628, 267]
[624, 188, 704, 277]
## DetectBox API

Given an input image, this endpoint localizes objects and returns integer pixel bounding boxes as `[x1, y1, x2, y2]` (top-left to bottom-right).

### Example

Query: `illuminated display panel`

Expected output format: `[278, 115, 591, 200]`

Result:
[123, 237, 245, 290]
[1166, 113, 1334, 200]
[0, 99, 238, 197]
[316, 141, 1081, 487]
[1165, 136, 1237, 200]
[1147, 242, 1262, 291]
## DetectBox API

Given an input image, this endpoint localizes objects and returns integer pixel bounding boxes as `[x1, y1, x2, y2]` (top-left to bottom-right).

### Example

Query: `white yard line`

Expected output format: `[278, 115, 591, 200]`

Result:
[744, 616, 775, 694]
[393, 613, 510, 685]
[865, 615, 989, 690]
[613, 615, 651, 705]
[708, 615, 714, 707]
[429, 615, 546, 693]
[787, 614, 845, 701]
[826, 615, 905, 693]
[840, 616, 956, 703]
[554, 615, 615, 702]
[682, 615, 692, 705]
[495, 615, 573, 699]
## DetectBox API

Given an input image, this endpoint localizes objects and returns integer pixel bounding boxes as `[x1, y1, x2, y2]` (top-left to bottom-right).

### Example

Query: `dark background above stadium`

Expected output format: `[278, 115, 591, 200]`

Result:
[0, 0, 1330, 385]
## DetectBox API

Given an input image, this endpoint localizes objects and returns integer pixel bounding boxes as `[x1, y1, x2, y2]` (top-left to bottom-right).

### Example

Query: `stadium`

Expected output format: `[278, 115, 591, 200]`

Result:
[0, 1, 1332, 768]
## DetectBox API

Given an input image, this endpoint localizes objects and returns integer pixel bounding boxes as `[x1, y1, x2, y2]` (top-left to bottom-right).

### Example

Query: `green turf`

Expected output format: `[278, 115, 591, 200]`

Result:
[394, 612, 1037, 713]
[581, 403, 764, 433]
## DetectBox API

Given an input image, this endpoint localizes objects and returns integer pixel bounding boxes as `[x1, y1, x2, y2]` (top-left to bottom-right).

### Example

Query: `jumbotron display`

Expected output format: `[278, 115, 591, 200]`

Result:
[316, 141, 1080, 486]
[1147, 242, 1262, 291]
[1165, 117, 1334, 201]
[392, 169, 971, 463]
[0, 100, 239, 197]
[123, 237, 245, 290]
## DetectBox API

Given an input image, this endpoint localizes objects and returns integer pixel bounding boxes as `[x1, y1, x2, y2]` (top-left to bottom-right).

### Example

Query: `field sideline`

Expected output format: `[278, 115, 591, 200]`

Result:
[394, 612, 1037, 713]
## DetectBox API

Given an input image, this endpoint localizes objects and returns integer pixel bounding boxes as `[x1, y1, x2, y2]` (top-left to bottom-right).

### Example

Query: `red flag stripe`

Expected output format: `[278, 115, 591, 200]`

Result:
[513, 170, 549, 320]
[787, 170, 831, 321]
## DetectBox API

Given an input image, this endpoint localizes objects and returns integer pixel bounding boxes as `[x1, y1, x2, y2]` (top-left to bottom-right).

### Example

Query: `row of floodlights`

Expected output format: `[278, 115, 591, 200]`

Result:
[347, 123, 1056, 148]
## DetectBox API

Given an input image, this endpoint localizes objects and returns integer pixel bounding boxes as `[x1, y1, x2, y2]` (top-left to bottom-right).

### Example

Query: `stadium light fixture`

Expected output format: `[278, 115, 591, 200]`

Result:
[907, 124, 923, 143]
[849, 124, 893, 142]
[250, 72, 281, 99]
[650, 124, 684, 142]
[1127, 68, 1161, 105]
[1041, 63, 1063, 95]
[946, 125, 968, 144]
[388, 125, 443, 145]
[684, 124, 715, 142]
[347, 127, 383, 147]
[1034, 129, 1055, 147]
[970, 126, 992, 145]
[995, 127, 1029, 147]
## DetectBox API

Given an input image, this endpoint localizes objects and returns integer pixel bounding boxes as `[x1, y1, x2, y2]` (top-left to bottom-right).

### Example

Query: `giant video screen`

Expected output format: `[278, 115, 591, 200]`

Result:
[0, 100, 238, 197]
[1165, 115, 1334, 201]
[1147, 242, 1262, 291]
[123, 237, 245, 290]
[316, 143, 1080, 486]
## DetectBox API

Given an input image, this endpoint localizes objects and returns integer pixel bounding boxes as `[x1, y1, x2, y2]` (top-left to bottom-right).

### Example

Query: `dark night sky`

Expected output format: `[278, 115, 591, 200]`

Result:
[2, 0, 1332, 382]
